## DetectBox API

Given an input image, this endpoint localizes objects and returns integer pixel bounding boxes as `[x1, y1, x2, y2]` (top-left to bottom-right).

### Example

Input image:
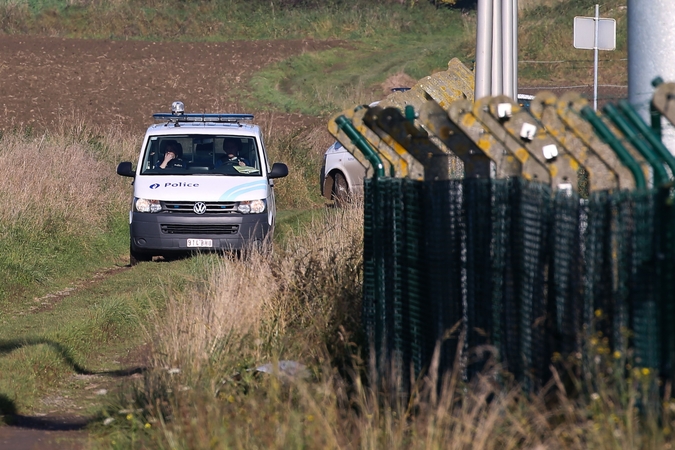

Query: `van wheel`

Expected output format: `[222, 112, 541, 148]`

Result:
[130, 246, 152, 266]
[332, 172, 349, 206]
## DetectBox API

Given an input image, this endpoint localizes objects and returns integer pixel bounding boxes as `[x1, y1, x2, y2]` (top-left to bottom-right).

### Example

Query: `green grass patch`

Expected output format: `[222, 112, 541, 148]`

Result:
[275, 208, 326, 245]
[244, 8, 470, 115]
[248, 28, 471, 115]
[0, 215, 128, 308]
[1, 0, 467, 41]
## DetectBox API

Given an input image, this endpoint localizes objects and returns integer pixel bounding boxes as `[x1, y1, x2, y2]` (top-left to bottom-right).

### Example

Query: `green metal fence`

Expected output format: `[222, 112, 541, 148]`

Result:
[330, 76, 675, 392]
[363, 177, 674, 390]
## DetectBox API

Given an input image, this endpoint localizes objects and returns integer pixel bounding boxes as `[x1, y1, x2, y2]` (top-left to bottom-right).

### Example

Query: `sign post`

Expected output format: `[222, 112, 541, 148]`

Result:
[574, 5, 616, 110]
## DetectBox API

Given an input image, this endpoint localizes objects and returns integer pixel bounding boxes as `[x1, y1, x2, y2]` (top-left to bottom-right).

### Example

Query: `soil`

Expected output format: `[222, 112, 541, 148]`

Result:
[0, 35, 347, 134]
[0, 33, 348, 449]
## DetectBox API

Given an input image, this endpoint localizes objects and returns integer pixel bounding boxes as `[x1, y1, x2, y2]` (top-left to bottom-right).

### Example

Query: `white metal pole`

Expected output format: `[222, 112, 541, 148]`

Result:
[502, 0, 514, 98]
[628, 0, 675, 152]
[512, 0, 518, 98]
[475, 0, 493, 99]
[593, 4, 599, 111]
[492, 0, 503, 95]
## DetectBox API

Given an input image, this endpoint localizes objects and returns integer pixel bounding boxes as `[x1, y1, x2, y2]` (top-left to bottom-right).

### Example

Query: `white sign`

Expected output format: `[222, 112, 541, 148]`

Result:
[574, 16, 616, 50]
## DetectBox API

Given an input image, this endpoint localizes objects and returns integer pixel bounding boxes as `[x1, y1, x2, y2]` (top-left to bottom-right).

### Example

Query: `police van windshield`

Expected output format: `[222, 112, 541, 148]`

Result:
[139, 135, 261, 176]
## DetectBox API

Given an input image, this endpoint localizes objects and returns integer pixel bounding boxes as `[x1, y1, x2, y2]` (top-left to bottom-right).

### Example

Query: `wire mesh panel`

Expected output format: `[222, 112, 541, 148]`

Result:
[583, 192, 614, 345]
[659, 188, 675, 383]
[514, 180, 550, 389]
[381, 178, 403, 381]
[424, 179, 464, 376]
[363, 177, 396, 383]
[401, 179, 429, 379]
[629, 190, 659, 371]
[490, 179, 512, 376]
[463, 178, 494, 377]
[364, 177, 429, 389]
[549, 190, 583, 358]
[362, 173, 675, 391]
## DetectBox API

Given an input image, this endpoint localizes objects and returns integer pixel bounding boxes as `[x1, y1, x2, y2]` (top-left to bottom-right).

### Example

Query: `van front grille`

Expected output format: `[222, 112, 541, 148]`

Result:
[162, 201, 237, 213]
[161, 224, 239, 235]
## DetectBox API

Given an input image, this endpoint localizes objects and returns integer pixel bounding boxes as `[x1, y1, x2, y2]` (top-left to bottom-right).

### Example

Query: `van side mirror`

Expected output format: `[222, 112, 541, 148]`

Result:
[269, 162, 288, 179]
[117, 161, 135, 178]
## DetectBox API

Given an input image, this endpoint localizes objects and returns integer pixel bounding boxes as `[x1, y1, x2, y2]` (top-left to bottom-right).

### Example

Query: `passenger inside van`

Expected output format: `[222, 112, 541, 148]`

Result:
[216, 138, 249, 167]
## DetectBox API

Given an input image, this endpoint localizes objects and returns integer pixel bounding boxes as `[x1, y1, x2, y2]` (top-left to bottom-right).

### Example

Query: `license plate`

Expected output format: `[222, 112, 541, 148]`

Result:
[187, 239, 213, 248]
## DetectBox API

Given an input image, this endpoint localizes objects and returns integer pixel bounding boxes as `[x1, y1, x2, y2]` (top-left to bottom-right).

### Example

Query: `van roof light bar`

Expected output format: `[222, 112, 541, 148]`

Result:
[153, 102, 254, 124]
[152, 113, 255, 123]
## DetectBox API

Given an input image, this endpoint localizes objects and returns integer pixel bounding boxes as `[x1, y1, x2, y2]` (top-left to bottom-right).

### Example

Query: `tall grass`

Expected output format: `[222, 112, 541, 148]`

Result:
[0, 120, 138, 303]
[103, 202, 675, 449]
[0, 121, 134, 232]
[259, 112, 333, 208]
[145, 204, 363, 374]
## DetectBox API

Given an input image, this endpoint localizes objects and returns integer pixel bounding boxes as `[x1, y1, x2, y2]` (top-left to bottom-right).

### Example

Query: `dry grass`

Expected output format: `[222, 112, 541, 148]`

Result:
[261, 118, 331, 208]
[0, 118, 138, 235]
[147, 202, 364, 374]
[147, 253, 276, 377]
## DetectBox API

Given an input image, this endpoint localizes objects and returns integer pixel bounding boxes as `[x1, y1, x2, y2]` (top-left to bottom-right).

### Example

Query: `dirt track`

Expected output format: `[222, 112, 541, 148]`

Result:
[0, 35, 345, 133]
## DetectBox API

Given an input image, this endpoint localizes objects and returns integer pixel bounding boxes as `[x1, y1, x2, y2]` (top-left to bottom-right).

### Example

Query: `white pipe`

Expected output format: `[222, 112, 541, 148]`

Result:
[475, 0, 493, 99]
[491, 0, 503, 95]
[512, 0, 518, 98]
[502, 0, 514, 98]
[593, 4, 599, 111]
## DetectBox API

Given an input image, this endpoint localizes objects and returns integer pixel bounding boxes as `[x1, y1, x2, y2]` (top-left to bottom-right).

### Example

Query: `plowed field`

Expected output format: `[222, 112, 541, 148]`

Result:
[0, 35, 345, 133]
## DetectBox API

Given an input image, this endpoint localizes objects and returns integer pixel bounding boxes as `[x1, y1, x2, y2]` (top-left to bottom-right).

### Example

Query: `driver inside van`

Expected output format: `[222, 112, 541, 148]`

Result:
[158, 140, 185, 169]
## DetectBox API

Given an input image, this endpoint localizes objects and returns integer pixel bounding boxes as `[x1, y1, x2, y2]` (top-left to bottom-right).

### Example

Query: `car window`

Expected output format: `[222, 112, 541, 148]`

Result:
[139, 135, 261, 176]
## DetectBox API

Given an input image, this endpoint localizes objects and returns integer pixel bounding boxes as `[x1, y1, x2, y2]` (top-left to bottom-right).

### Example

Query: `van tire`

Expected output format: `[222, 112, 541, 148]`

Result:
[332, 172, 349, 206]
[130, 246, 152, 266]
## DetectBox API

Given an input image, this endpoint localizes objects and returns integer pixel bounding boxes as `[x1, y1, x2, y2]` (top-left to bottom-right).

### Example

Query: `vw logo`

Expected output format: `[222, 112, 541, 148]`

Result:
[193, 202, 207, 215]
[149, 183, 160, 189]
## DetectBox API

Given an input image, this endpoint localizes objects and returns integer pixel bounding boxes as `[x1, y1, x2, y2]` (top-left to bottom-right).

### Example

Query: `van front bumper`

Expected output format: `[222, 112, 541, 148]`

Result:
[130, 212, 270, 254]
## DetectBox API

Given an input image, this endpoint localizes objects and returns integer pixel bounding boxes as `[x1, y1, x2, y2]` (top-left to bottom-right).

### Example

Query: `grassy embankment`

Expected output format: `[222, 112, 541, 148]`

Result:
[3, 1, 669, 449]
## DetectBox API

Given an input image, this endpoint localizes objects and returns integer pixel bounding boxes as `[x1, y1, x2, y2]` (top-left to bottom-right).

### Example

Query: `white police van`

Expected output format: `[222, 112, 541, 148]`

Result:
[117, 102, 288, 265]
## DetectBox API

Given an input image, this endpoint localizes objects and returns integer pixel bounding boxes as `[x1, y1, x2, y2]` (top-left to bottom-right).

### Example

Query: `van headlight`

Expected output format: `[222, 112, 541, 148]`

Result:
[237, 199, 266, 214]
[135, 198, 162, 213]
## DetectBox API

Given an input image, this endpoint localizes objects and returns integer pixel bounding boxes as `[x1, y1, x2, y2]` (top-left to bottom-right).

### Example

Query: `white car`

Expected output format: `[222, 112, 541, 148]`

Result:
[320, 139, 367, 205]
[320, 99, 387, 205]
[117, 101, 288, 265]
